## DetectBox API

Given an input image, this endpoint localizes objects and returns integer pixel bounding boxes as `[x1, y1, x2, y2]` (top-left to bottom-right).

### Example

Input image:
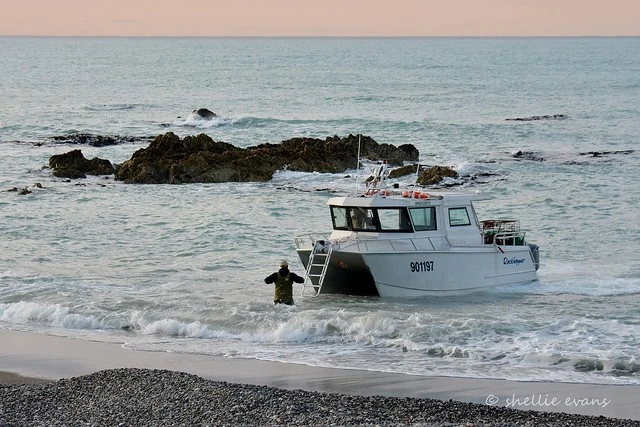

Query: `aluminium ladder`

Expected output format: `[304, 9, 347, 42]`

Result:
[301, 242, 332, 296]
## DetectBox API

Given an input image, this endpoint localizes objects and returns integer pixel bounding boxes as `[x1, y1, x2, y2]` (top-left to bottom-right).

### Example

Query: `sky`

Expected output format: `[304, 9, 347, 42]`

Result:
[1, 0, 639, 37]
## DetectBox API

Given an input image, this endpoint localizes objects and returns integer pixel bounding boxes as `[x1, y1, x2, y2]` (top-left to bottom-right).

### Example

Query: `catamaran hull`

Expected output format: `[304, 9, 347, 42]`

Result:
[296, 249, 377, 295]
[297, 246, 537, 298]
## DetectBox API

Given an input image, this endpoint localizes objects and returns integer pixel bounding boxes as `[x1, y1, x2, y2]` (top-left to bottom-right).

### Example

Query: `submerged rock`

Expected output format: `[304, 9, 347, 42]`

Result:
[48, 134, 147, 147]
[49, 149, 115, 178]
[579, 150, 634, 157]
[512, 151, 545, 162]
[506, 114, 568, 121]
[114, 132, 419, 184]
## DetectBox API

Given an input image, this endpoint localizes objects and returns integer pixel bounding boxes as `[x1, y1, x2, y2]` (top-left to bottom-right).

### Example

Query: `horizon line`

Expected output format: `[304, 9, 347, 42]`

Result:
[1, 34, 639, 38]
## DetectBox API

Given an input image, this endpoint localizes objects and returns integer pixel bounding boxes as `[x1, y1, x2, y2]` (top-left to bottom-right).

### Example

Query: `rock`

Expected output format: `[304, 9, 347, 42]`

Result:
[416, 165, 458, 185]
[512, 151, 545, 162]
[579, 150, 634, 157]
[388, 164, 421, 179]
[506, 114, 568, 121]
[193, 108, 217, 119]
[115, 132, 419, 184]
[18, 187, 32, 195]
[48, 134, 147, 147]
[49, 149, 115, 178]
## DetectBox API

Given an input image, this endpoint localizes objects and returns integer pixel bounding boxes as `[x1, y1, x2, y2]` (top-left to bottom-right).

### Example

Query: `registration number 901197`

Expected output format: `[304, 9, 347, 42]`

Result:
[410, 261, 434, 272]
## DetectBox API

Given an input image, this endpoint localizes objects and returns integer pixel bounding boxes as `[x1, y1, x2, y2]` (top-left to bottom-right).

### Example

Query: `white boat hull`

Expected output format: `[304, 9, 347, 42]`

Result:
[362, 246, 537, 297]
[297, 244, 537, 297]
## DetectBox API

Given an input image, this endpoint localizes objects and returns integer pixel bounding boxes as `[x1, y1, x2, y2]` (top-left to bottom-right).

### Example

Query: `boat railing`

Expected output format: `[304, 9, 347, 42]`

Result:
[481, 219, 527, 246]
[485, 231, 527, 246]
[294, 233, 330, 250]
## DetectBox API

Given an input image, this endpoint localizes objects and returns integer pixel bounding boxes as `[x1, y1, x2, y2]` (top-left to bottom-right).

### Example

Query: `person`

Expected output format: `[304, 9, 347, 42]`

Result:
[264, 260, 304, 305]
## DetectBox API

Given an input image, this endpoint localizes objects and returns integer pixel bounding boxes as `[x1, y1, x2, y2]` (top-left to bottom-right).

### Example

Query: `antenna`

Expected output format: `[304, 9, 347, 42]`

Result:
[356, 134, 361, 171]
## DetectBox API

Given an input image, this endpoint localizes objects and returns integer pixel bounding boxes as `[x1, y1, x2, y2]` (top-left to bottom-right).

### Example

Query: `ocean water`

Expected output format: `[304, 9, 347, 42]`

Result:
[1, 36, 639, 384]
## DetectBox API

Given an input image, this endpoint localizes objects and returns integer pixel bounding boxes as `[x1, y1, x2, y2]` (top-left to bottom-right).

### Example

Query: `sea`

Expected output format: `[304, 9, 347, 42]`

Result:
[1, 36, 639, 385]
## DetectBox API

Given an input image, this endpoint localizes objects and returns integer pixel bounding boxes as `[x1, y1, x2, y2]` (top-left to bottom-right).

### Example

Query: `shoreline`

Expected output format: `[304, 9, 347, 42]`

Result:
[0, 329, 638, 422]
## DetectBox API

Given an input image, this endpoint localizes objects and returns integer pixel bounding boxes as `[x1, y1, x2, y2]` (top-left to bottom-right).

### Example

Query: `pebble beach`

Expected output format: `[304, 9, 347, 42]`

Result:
[0, 368, 640, 426]
[1, 329, 639, 426]
[0, 368, 638, 427]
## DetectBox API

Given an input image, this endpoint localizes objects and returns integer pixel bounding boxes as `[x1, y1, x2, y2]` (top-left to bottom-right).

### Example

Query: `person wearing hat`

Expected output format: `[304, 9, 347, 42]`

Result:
[264, 260, 304, 305]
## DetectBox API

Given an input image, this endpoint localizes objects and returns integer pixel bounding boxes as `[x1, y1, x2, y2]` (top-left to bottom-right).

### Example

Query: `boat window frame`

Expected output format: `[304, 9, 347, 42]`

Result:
[408, 206, 437, 231]
[376, 207, 413, 232]
[329, 205, 414, 233]
[350, 206, 377, 230]
[448, 207, 472, 227]
[330, 206, 351, 230]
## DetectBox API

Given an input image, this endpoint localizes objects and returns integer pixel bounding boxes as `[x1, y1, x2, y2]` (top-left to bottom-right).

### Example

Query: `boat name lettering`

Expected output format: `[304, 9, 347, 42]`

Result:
[414, 201, 431, 206]
[410, 261, 434, 272]
[503, 257, 525, 265]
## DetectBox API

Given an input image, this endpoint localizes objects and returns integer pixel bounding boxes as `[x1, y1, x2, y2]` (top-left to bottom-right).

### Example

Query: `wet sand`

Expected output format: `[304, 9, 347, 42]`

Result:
[0, 329, 638, 423]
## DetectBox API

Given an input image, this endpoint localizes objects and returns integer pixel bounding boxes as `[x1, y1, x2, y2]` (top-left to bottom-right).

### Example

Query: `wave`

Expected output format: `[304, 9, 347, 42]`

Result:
[170, 112, 239, 129]
[82, 103, 138, 111]
[2, 299, 638, 384]
[0, 301, 107, 330]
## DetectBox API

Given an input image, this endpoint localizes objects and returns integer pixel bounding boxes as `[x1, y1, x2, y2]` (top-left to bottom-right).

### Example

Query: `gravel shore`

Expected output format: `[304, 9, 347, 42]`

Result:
[1, 368, 638, 426]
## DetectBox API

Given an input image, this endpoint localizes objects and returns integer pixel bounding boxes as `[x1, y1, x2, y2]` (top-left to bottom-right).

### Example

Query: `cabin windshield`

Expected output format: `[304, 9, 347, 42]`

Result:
[330, 206, 413, 232]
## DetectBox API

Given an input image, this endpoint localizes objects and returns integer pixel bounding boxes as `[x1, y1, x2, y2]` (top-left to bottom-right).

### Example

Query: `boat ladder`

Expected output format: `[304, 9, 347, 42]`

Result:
[301, 243, 332, 296]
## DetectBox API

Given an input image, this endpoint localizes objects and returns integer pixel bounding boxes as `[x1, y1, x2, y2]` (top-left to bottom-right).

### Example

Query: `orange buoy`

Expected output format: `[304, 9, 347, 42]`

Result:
[401, 190, 409, 197]
[420, 193, 429, 199]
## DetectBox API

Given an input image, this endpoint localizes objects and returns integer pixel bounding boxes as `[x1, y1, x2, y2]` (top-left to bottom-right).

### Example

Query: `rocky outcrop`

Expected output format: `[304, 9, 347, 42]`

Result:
[388, 164, 459, 186]
[388, 164, 420, 179]
[114, 133, 418, 184]
[416, 166, 458, 185]
[49, 150, 115, 178]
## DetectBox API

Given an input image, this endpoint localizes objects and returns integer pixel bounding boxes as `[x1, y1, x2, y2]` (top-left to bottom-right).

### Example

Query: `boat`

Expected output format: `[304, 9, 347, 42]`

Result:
[294, 161, 540, 297]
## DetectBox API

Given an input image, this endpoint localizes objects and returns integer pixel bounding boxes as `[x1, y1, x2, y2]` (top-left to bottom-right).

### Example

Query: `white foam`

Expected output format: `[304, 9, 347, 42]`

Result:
[174, 112, 237, 128]
[0, 301, 105, 329]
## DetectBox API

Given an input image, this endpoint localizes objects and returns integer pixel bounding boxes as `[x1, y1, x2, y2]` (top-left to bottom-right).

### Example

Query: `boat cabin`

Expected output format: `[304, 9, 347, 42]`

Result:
[326, 192, 492, 247]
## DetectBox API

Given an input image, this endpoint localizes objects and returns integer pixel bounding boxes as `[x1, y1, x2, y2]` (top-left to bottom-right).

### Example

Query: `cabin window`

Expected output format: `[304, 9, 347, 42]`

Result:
[350, 207, 376, 230]
[330, 206, 350, 230]
[409, 207, 437, 231]
[377, 208, 413, 232]
[330, 206, 412, 232]
[448, 207, 471, 227]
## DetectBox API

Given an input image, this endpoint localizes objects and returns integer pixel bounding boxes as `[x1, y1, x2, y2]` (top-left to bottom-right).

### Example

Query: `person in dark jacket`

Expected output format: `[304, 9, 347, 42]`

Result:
[264, 260, 304, 305]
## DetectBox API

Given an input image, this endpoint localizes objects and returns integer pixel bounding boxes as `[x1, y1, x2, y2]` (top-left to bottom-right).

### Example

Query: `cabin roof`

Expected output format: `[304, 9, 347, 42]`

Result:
[327, 191, 492, 208]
